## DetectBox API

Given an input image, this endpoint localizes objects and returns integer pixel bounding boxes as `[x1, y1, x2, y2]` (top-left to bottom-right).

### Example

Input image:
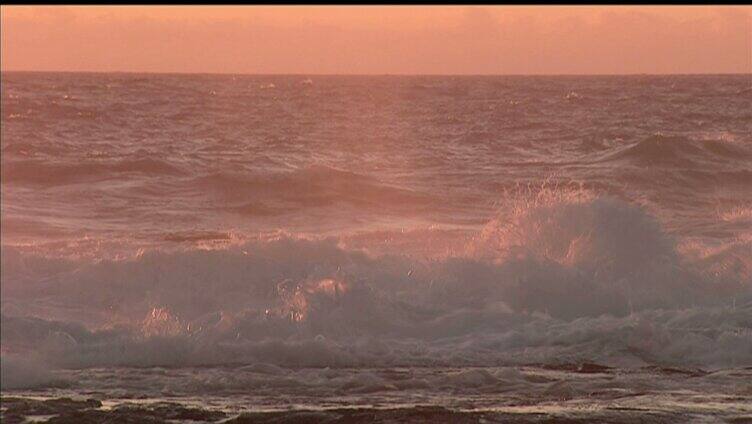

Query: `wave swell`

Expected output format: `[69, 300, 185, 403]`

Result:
[2, 194, 750, 383]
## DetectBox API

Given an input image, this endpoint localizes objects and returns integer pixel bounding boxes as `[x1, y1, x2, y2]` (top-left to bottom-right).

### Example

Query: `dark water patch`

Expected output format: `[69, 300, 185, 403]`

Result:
[1, 158, 185, 186]
[193, 165, 439, 214]
[642, 366, 709, 378]
[0, 397, 101, 423]
[0, 398, 227, 424]
[537, 362, 614, 374]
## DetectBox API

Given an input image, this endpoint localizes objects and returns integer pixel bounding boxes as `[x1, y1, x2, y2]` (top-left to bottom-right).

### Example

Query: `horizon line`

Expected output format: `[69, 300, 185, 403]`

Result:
[2, 69, 751, 77]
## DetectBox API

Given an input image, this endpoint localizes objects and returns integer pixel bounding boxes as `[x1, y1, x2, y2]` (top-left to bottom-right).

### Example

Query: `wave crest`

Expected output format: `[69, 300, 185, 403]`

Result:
[1, 192, 750, 375]
[602, 134, 751, 166]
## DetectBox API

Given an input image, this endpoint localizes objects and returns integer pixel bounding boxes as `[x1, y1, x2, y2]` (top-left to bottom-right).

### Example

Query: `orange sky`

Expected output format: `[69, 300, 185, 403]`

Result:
[1, 6, 750, 75]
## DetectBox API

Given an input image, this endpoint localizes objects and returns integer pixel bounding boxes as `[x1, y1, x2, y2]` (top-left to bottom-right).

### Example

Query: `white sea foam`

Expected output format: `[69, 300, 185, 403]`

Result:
[0, 355, 67, 390]
[2, 194, 750, 383]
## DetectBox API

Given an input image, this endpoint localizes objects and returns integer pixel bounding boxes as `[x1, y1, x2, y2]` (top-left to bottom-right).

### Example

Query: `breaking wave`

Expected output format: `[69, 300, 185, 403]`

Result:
[2, 191, 750, 387]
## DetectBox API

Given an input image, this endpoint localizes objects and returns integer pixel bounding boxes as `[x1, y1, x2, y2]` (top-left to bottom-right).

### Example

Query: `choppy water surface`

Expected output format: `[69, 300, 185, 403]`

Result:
[1, 73, 751, 422]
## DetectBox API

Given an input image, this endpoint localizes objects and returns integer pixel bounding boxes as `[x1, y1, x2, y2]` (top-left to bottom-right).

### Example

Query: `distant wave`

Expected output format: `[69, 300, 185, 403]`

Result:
[191, 165, 438, 214]
[1, 158, 185, 185]
[598, 134, 751, 166]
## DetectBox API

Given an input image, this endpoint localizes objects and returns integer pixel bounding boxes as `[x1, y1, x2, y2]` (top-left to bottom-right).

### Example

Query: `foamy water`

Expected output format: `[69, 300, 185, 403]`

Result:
[1, 73, 751, 422]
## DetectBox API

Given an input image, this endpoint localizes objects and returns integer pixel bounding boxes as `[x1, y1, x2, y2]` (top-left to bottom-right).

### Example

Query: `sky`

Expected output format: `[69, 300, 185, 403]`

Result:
[1, 6, 750, 75]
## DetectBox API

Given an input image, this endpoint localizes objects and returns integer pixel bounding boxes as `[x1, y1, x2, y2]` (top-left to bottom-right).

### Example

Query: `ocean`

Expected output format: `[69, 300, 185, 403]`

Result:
[1, 72, 751, 422]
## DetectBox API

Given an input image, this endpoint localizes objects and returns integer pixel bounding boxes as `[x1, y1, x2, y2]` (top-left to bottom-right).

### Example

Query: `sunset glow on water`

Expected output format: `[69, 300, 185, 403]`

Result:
[1, 5, 751, 423]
